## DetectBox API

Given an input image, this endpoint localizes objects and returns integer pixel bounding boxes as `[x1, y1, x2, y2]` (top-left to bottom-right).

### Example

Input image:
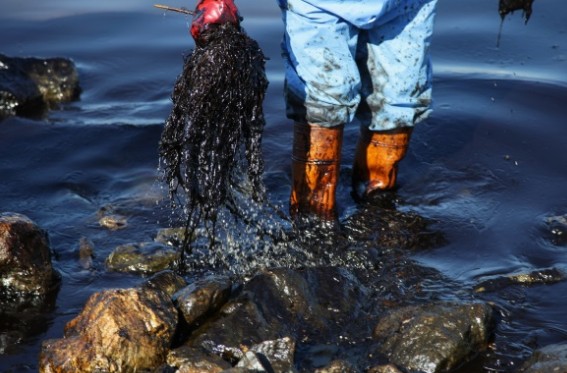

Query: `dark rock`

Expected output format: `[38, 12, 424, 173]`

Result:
[39, 286, 178, 372]
[373, 302, 495, 373]
[143, 270, 188, 298]
[314, 359, 356, 373]
[167, 345, 231, 373]
[0, 54, 80, 120]
[518, 343, 567, 373]
[0, 212, 60, 309]
[218, 337, 298, 373]
[174, 275, 232, 325]
[367, 364, 403, 373]
[0, 213, 60, 354]
[105, 241, 178, 274]
[234, 350, 272, 371]
[187, 267, 368, 371]
[248, 337, 296, 373]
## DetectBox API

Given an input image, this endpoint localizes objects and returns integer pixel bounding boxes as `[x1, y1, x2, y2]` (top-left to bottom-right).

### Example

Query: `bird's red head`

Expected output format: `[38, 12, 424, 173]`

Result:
[190, 0, 241, 41]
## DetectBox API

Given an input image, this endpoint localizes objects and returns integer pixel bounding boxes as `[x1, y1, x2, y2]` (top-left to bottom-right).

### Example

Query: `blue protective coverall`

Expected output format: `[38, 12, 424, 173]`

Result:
[277, 0, 438, 130]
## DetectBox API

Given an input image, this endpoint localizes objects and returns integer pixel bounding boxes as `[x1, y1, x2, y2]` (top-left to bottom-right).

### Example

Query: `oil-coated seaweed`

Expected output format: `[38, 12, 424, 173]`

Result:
[159, 23, 268, 262]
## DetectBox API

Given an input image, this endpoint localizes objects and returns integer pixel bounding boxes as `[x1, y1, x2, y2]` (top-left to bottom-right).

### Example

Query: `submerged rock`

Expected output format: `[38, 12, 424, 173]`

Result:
[39, 286, 178, 372]
[518, 343, 567, 373]
[0, 212, 60, 309]
[99, 214, 128, 230]
[0, 54, 80, 120]
[474, 268, 566, 293]
[105, 241, 178, 274]
[77, 236, 95, 270]
[373, 302, 495, 373]
[97, 204, 128, 230]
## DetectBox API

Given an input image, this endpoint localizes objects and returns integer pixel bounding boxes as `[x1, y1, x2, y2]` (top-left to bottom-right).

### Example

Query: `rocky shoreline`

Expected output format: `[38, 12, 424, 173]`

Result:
[2, 210, 566, 372]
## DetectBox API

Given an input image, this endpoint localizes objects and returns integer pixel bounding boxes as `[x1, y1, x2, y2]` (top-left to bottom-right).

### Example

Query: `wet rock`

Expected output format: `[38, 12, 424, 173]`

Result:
[518, 343, 567, 373]
[39, 286, 178, 372]
[474, 268, 566, 293]
[247, 337, 297, 372]
[167, 345, 231, 373]
[105, 241, 178, 274]
[373, 302, 494, 373]
[143, 269, 188, 298]
[0, 212, 60, 309]
[234, 350, 271, 371]
[174, 275, 232, 325]
[367, 364, 403, 373]
[0, 54, 80, 120]
[314, 359, 356, 373]
[228, 338, 298, 372]
[187, 267, 368, 371]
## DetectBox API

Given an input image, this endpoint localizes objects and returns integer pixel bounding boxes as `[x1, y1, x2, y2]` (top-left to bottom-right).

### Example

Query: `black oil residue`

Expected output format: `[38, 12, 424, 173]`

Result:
[499, 0, 535, 22]
[497, 0, 536, 46]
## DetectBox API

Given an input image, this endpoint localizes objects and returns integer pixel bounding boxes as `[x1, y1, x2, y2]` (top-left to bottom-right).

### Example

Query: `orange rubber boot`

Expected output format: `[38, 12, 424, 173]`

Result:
[352, 127, 412, 197]
[290, 122, 343, 221]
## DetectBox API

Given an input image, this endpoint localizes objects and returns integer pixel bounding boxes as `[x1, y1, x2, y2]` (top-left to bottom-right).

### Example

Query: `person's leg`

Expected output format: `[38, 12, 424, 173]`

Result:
[353, 0, 438, 198]
[290, 123, 343, 220]
[279, 0, 360, 220]
[352, 126, 413, 196]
